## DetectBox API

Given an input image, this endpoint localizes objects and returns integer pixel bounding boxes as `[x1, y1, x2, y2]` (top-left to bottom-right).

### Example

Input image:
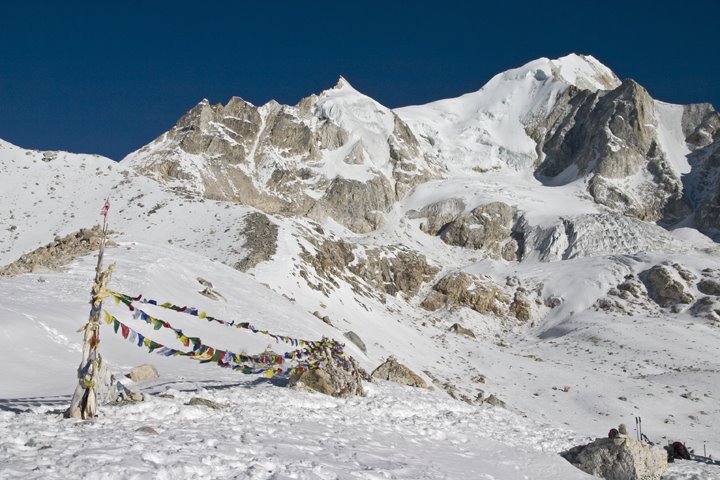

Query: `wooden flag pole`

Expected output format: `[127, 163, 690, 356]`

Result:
[65, 199, 115, 419]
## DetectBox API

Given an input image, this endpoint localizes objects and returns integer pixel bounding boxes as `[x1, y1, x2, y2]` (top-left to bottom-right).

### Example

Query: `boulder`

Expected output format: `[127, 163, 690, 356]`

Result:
[561, 437, 667, 480]
[199, 286, 225, 301]
[697, 278, 720, 296]
[129, 364, 159, 383]
[448, 323, 476, 338]
[370, 356, 427, 388]
[289, 358, 365, 398]
[509, 288, 533, 322]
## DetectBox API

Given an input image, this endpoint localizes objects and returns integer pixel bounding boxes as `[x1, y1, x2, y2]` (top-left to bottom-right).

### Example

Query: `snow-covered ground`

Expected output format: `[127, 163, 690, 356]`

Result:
[1, 378, 599, 480]
[2, 233, 719, 479]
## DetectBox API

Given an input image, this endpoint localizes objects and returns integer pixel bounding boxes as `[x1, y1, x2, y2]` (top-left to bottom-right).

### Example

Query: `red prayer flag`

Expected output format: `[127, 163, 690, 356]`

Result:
[100, 199, 110, 219]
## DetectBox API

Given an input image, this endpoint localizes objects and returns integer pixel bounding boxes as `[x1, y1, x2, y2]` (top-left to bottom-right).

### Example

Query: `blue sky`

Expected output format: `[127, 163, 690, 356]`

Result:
[1, 1, 717, 160]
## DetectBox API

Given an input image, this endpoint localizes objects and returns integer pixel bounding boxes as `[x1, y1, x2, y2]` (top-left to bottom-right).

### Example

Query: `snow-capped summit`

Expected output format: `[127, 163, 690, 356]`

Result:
[394, 54, 621, 174]
[331, 75, 355, 91]
[541, 53, 620, 91]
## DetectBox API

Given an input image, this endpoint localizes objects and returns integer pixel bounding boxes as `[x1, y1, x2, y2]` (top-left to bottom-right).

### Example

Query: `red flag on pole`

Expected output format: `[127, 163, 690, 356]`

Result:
[100, 199, 110, 219]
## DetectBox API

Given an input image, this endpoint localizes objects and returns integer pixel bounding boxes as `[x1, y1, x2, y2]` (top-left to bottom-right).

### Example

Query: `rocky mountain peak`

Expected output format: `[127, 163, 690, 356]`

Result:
[333, 75, 354, 91]
[118, 55, 719, 237]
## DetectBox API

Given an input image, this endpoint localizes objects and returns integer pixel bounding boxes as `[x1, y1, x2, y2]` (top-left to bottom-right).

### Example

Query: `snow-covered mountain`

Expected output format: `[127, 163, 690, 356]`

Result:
[1, 54, 720, 479]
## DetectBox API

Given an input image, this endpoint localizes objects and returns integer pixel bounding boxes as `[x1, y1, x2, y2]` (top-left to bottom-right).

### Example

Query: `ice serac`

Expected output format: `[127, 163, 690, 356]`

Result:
[123, 77, 436, 233]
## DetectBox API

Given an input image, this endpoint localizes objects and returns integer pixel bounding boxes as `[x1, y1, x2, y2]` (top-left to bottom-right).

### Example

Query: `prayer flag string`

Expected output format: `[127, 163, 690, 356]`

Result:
[101, 311, 317, 378]
[110, 291, 327, 349]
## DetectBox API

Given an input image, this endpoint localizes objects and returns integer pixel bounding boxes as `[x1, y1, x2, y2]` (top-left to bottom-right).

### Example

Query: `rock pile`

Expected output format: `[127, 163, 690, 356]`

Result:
[0, 225, 114, 276]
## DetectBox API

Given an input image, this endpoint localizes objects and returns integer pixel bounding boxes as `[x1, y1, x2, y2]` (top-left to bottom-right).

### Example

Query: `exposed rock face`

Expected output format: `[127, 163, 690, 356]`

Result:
[125, 80, 438, 234]
[561, 437, 667, 480]
[596, 274, 658, 316]
[422, 272, 511, 316]
[411, 201, 519, 260]
[682, 105, 720, 238]
[0, 225, 114, 276]
[297, 235, 439, 300]
[641, 265, 694, 308]
[289, 358, 365, 397]
[531, 80, 686, 223]
[234, 212, 279, 271]
[411, 198, 466, 236]
[370, 356, 427, 388]
[352, 246, 440, 299]
[422, 272, 543, 325]
[305, 176, 395, 233]
[440, 202, 518, 260]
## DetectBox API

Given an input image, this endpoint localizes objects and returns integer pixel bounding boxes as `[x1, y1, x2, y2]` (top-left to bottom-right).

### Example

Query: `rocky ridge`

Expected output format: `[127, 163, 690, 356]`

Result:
[0, 225, 114, 276]
[124, 79, 438, 234]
